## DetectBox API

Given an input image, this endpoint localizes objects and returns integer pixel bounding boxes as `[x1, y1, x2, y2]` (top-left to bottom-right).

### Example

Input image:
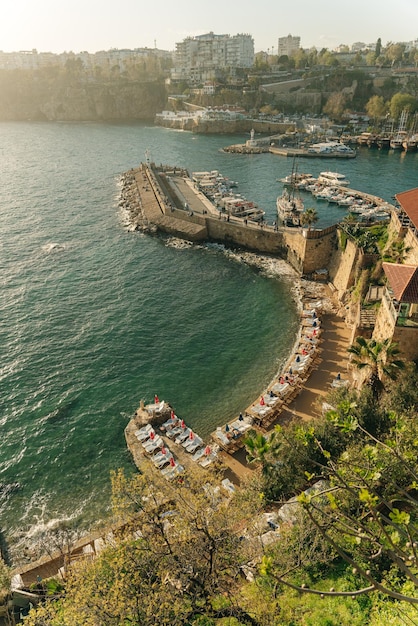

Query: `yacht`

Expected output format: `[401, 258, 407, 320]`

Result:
[317, 171, 350, 187]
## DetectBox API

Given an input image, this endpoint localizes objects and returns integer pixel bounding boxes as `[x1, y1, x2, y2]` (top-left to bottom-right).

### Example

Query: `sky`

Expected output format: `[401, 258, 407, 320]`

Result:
[1, 0, 417, 54]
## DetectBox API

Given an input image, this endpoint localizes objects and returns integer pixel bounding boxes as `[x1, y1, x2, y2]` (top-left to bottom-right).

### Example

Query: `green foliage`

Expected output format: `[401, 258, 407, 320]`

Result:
[348, 337, 405, 398]
[381, 362, 418, 416]
[383, 238, 411, 264]
[366, 95, 388, 121]
[23, 360, 418, 624]
[340, 223, 388, 255]
[389, 92, 418, 119]
[300, 207, 319, 230]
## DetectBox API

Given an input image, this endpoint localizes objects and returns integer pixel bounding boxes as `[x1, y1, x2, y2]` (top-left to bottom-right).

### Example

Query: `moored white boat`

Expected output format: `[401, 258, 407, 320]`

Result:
[317, 171, 350, 186]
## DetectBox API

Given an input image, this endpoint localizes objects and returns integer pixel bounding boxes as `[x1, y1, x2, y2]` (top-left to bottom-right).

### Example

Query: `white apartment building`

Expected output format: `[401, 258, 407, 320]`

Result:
[172, 32, 254, 83]
[277, 34, 301, 58]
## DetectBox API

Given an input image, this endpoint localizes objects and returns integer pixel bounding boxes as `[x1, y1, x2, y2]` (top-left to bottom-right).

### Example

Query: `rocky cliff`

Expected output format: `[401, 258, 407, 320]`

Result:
[0, 77, 167, 121]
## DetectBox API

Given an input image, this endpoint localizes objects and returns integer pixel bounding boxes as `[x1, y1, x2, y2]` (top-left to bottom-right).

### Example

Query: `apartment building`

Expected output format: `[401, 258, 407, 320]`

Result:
[172, 32, 254, 83]
[277, 34, 301, 58]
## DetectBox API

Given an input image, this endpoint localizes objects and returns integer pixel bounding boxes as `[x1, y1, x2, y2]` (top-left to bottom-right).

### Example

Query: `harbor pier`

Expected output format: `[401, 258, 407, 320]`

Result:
[121, 163, 340, 275]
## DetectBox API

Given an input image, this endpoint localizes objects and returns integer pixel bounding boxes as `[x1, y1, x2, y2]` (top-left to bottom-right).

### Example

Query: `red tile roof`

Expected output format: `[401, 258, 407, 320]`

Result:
[382, 263, 418, 303]
[395, 188, 418, 229]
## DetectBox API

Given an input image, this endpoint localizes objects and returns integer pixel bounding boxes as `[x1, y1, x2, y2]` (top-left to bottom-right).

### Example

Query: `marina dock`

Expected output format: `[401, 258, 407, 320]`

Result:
[269, 146, 356, 158]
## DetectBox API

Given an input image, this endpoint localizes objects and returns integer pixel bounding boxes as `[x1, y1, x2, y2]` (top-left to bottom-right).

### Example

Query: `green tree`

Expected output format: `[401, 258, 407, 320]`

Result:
[25, 469, 262, 626]
[244, 430, 274, 467]
[260, 405, 418, 608]
[389, 92, 417, 120]
[347, 337, 405, 398]
[365, 95, 387, 125]
[386, 43, 406, 67]
[323, 91, 347, 121]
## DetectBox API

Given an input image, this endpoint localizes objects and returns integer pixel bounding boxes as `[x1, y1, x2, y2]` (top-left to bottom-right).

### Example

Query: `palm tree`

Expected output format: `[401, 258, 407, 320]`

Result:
[347, 336, 405, 398]
[243, 431, 275, 472]
[300, 207, 318, 231]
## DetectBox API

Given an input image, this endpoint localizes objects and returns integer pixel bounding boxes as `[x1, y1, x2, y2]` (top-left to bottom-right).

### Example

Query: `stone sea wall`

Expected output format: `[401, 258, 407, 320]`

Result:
[154, 116, 293, 135]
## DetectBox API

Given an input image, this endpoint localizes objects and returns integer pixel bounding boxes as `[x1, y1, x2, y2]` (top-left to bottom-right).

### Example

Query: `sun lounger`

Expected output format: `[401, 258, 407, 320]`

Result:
[250, 404, 272, 417]
[175, 428, 192, 444]
[154, 453, 174, 469]
[151, 447, 172, 463]
[214, 428, 230, 447]
[191, 447, 206, 461]
[221, 478, 236, 495]
[136, 430, 155, 443]
[161, 463, 184, 479]
[271, 381, 290, 396]
[165, 426, 183, 439]
[302, 318, 321, 327]
[160, 417, 179, 430]
[146, 401, 165, 415]
[229, 420, 252, 434]
[199, 451, 218, 467]
[135, 424, 153, 441]
[290, 357, 312, 374]
[143, 436, 163, 453]
[183, 436, 203, 452]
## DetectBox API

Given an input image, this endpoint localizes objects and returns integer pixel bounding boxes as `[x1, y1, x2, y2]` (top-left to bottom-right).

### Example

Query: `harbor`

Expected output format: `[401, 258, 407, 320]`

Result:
[120, 161, 395, 276]
[2, 121, 417, 587]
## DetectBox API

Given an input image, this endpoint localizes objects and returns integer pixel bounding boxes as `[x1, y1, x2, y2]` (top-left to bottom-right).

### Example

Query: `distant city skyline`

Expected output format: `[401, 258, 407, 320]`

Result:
[1, 0, 417, 55]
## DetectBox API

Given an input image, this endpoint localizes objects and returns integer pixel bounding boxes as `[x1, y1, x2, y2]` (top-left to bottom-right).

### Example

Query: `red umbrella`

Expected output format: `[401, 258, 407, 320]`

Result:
[161, 446, 166, 455]
[169, 457, 176, 467]
[181, 419, 185, 428]
[204, 445, 211, 456]
[260, 396, 265, 406]
[189, 431, 194, 440]
[149, 431, 155, 440]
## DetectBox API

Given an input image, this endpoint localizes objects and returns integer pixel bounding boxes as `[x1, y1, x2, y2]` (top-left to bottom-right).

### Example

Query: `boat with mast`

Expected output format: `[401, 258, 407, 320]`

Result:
[403, 112, 418, 152]
[277, 158, 304, 227]
[390, 108, 408, 150]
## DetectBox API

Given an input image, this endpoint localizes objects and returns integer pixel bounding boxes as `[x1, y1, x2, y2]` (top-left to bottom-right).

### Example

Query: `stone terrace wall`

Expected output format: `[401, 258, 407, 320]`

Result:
[329, 237, 360, 297]
[300, 227, 337, 275]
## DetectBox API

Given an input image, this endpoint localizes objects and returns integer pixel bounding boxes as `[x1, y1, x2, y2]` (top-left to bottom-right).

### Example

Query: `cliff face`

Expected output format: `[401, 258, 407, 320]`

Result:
[0, 79, 167, 121]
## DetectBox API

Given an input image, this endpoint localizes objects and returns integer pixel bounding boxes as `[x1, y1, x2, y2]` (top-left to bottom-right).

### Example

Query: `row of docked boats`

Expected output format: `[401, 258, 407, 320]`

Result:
[277, 168, 391, 225]
[306, 141, 356, 157]
[192, 169, 266, 222]
[357, 131, 418, 152]
[354, 110, 418, 152]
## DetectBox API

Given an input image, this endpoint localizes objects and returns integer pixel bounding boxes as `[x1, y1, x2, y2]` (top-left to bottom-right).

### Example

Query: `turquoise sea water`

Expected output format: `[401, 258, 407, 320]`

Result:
[1, 122, 417, 560]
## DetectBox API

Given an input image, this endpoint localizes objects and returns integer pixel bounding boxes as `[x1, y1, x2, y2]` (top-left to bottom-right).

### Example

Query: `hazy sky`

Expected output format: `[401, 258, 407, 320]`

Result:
[1, 0, 417, 54]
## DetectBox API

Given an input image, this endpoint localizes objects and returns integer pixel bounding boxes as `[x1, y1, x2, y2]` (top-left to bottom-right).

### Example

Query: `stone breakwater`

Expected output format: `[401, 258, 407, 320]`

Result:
[118, 163, 338, 276]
